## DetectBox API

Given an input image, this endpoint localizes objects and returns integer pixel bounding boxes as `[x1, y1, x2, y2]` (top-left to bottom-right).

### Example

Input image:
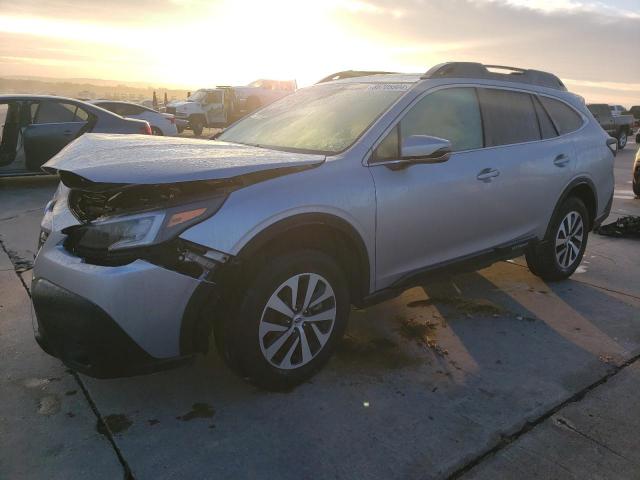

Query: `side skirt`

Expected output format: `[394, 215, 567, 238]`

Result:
[361, 237, 535, 308]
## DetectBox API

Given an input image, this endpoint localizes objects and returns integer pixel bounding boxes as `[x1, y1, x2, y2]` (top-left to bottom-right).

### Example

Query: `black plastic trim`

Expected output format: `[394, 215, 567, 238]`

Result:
[237, 213, 371, 302]
[32, 278, 190, 378]
[363, 236, 534, 307]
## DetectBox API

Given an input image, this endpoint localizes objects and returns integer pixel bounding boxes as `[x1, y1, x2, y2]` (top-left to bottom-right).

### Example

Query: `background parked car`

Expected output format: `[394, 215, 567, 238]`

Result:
[0, 95, 151, 175]
[587, 103, 634, 149]
[165, 79, 296, 136]
[90, 100, 178, 136]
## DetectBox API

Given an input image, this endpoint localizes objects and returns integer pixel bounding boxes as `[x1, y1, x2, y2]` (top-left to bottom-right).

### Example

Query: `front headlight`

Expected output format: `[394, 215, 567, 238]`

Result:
[64, 197, 224, 253]
[75, 212, 165, 251]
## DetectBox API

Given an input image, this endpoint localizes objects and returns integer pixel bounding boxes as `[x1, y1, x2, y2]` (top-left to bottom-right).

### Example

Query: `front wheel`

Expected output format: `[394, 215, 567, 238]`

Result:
[617, 130, 627, 150]
[190, 117, 204, 137]
[525, 197, 589, 281]
[215, 250, 350, 390]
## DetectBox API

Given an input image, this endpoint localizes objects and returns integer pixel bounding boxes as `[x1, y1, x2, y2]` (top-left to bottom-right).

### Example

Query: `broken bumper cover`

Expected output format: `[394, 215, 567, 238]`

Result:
[32, 242, 205, 378]
[32, 278, 192, 378]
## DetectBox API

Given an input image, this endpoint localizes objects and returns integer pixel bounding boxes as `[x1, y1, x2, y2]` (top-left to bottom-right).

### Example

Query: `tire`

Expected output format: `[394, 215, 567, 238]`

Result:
[636, 132, 640, 144]
[190, 117, 204, 137]
[633, 176, 640, 197]
[525, 197, 589, 281]
[215, 250, 350, 391]
[617, 130, 627, 150]
[151, 127, 163, 136]
[177, 126, 185, 134]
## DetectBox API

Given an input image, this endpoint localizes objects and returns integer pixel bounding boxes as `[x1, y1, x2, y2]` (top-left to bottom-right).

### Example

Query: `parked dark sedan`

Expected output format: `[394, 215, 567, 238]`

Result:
[0, 95, 151, 176]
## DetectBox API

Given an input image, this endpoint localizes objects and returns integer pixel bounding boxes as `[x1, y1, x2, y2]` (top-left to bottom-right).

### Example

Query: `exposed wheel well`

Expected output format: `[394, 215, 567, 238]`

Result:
[236, 216, 371, 307]
[566, 183, 597, 229]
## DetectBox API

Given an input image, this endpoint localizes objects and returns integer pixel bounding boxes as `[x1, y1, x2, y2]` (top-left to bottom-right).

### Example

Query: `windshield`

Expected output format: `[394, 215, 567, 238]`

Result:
[218, 83, 409, 154]
[188, 90, 207, 102]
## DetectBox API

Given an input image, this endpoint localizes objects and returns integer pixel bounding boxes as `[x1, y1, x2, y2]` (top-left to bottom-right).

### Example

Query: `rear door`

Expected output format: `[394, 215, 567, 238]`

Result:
[476, 88, 575, 242]
[23, 101, 89, 170]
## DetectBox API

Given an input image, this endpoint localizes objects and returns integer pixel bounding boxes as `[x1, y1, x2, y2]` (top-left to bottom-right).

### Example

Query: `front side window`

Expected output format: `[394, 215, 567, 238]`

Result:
[218, 83, 407, 154]
[540, 97, 583, 135]
[478, 88, 540, 146]
[400, 87, 483, 152]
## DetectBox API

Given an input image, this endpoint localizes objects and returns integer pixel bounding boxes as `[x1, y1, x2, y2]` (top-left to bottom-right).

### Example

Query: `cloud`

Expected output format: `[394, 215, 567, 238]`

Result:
[0, 0, 638, 104]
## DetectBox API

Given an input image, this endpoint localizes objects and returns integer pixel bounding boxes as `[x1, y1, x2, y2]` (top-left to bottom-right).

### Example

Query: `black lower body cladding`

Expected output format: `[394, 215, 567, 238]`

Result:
[32, 278, 189, 378]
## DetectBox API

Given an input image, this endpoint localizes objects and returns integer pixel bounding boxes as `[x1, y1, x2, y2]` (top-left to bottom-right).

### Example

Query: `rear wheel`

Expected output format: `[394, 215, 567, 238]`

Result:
[617, 130, 627, 150]
[215, 250, 349, 391]
[525, 197, 589, 281]
[633, 176, 640, 197]
[151, 127, 163, 136]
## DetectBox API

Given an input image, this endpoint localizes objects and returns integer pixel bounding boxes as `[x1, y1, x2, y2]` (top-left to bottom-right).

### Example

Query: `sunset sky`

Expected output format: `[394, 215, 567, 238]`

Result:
[0, 0, 638, 105]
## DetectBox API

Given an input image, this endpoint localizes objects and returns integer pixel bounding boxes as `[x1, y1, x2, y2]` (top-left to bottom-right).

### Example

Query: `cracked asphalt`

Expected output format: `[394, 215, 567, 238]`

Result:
[1, 142, 638, 480]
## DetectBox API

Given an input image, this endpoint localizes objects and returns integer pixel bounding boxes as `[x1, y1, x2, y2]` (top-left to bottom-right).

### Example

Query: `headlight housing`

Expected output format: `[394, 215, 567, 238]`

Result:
[63, 196, 226, 257]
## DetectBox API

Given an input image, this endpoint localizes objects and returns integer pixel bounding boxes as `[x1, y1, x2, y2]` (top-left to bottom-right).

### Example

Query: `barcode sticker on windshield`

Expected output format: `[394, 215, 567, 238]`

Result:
[366, 84, 411, 91]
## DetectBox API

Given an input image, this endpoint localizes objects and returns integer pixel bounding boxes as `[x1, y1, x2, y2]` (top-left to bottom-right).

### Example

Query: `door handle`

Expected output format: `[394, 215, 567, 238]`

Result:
[477, 168, 500, 181]
[553, 154, 570, 167]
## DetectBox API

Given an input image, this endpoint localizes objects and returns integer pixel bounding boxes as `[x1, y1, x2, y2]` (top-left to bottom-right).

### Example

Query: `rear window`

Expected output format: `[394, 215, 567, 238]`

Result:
[478, 88, 540, 147]
[540, 97, 583, 135]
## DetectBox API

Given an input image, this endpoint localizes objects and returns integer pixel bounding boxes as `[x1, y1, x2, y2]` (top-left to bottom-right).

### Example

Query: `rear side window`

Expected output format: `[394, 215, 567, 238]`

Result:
[33, 102, 87, 124]
[401, 87, 483, 152]
[539, 97, 583, 135]
[533, 97, 557, 139]
[478, 88, 540, 146]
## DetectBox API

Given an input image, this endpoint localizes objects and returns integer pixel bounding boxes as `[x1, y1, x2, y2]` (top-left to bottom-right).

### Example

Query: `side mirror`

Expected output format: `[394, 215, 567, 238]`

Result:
[402, 135, 452, 160]
[385, 135, 452, 170]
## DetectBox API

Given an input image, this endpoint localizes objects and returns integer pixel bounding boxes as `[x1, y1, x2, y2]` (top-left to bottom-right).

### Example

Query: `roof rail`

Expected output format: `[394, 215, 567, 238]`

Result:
[422, 62, 567, 91]
[316, 70, 398, 84]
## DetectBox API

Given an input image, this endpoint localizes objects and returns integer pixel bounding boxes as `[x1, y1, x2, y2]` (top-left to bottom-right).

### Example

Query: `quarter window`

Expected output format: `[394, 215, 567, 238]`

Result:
[539, 96, 583, 135]
[400, 87, 483, 152]
[478, 88, 540, 146]
[533, 96, 557, 139]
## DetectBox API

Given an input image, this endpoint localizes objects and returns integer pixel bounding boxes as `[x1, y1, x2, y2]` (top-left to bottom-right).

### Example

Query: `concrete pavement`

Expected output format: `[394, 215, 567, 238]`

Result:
[0, 143, 638, 479]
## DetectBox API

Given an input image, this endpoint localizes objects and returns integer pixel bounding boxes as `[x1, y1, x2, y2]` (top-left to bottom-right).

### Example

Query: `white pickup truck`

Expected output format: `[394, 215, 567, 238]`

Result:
[166, 79, 296, 136]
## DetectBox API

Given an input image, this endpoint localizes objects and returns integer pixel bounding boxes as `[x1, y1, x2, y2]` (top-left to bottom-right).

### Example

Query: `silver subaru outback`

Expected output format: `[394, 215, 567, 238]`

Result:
[32, 62, 615, 390]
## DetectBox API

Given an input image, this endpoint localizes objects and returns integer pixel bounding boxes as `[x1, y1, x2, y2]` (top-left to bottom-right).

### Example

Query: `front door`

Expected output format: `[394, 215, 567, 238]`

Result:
[203, 90, 226, 126]
[369, 87, 499, 288]
[0, 101, 22, 168]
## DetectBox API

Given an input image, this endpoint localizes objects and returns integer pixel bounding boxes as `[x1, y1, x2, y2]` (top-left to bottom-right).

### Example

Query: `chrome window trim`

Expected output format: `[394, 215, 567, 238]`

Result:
[365, 83, 588, 167]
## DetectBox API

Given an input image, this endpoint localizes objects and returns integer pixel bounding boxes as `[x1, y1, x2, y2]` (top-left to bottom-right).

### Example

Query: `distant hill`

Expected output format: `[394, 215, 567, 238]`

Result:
[2, 75, 185, 90]
[0, 76, 191, 102]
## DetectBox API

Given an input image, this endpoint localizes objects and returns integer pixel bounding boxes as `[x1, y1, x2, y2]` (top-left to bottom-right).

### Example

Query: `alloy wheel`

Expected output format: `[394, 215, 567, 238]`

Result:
[258, 273, 336, 370]
[555, 211, 584, 269]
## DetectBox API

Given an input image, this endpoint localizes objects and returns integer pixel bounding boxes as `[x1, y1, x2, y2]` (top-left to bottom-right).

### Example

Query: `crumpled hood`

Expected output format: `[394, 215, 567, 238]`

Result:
[43, 134, 325, 184]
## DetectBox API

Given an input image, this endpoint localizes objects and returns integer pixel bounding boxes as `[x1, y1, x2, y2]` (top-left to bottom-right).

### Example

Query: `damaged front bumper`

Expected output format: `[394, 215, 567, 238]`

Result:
[32, 233, 227, 378]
